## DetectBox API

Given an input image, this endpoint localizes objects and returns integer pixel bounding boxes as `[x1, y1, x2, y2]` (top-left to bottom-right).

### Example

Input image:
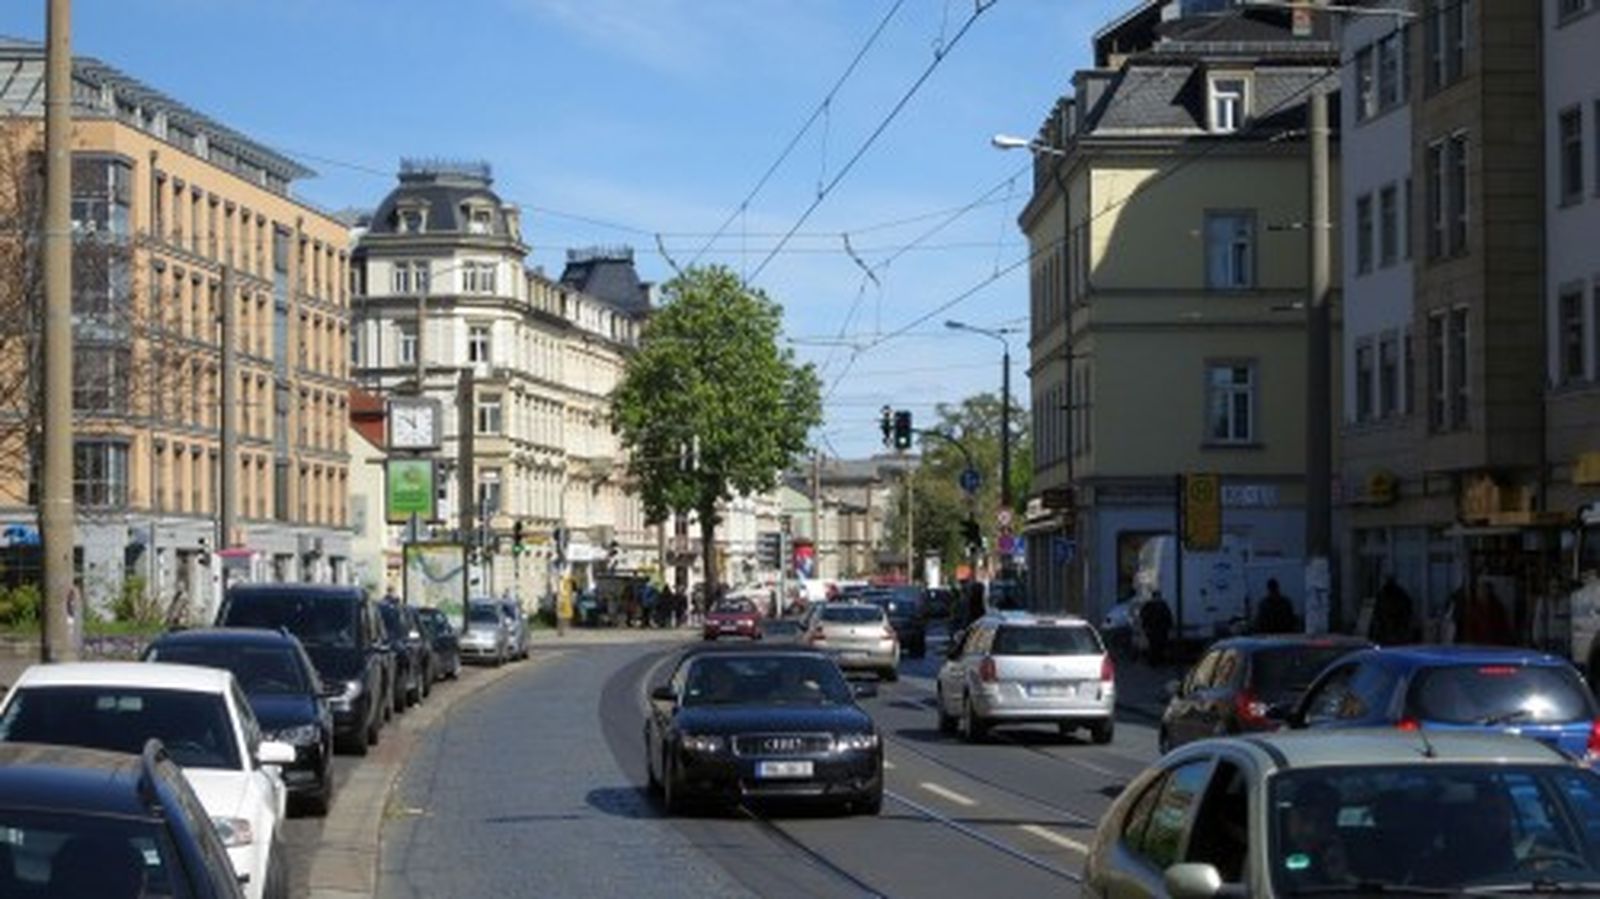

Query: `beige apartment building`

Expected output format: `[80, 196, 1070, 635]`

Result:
[0, 39, 351, 619]
[1018, 3, 1340, 625]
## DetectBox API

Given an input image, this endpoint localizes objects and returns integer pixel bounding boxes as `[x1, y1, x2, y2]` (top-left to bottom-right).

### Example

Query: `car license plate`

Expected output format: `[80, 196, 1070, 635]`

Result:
[1030, 682, 1075, 697]
[756, 760, 813, 779]
[841, 650, 867, 659]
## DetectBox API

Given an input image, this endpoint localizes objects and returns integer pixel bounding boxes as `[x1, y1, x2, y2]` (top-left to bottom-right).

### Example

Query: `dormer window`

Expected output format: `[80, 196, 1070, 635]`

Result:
[464, 206, 493, 235]
[1209, 77, 1247, 133]
[398, 209, 423, 233]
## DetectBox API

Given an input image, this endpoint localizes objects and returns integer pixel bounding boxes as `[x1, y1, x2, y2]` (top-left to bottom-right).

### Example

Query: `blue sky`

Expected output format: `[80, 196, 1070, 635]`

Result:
[2, 0, 1131, 458]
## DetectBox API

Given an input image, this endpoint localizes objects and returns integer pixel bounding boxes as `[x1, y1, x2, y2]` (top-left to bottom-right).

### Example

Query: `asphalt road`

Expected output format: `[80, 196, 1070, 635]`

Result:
[369, 630, 1165, 898]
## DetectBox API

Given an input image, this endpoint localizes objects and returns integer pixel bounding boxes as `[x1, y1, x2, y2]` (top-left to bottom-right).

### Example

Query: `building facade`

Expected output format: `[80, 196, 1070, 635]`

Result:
[1545, 0, 1600, 532]
[0, 39, 352, 621]
[1019, 2, 1340, 624]
[349, 164, 652, 604]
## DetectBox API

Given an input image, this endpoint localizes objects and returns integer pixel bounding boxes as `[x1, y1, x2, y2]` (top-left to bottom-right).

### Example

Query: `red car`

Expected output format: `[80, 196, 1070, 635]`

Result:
[702, 598, 762, 641]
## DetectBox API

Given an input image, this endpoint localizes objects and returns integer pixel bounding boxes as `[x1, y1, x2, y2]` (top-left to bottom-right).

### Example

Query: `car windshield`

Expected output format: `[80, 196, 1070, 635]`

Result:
[991, 625, 1101, 656]
[1250, 645, 1363, 701]
[681, 655, 853, 707]
[225, 596, 355, 649]
[1269, 765, 1600, 893]
[712, 599, 756, 615]
[0, 686, 241, 770]
[0, 809, 186, 898]
[820, 606, 885, 625]
[468, 606, 501, 625]
[1405, 664, 1594, 725]
[147, 644, 308, 696]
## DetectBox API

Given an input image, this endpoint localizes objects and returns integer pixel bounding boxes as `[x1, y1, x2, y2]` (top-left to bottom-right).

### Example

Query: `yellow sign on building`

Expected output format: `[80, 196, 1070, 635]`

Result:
[1576, 452, 1600, 486]
[1183, 473, 1222, 551]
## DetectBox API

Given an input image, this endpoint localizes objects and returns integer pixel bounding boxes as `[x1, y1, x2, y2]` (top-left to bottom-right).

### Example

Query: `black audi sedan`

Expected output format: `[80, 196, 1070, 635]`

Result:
[645, 645, 883, 816]
[144, 627, 336, 815]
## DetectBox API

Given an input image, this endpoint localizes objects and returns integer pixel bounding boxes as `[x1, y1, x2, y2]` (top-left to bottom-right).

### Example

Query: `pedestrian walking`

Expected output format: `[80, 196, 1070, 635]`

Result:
[1461, 581, 1511, 646]
[1140, 592, 1174, 665]
[1371, 576, 1415, 645]
[1254, 578, 1297, 634]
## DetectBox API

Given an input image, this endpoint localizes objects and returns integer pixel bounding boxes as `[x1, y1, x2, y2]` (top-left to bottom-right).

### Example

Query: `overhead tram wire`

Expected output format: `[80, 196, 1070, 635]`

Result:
[744, 0, 1000, 284]
[687, 0, 909, 269]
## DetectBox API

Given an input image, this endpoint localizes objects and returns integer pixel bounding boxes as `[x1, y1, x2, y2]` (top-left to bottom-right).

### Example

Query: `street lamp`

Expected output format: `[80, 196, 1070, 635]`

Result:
[944, 320, 1019, 511]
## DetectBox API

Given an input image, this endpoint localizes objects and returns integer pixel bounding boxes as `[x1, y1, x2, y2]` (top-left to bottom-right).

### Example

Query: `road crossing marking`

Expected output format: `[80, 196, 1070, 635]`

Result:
[1019, 824, 1089, 854]
[919, 781, 977, 807]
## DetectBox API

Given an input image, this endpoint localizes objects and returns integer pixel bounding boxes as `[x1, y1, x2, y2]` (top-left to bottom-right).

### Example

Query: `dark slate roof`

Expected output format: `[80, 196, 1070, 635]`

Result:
[365, 160, 518, 239]
[1083, 63, 1334, 138]
[558, 247, 651, 317]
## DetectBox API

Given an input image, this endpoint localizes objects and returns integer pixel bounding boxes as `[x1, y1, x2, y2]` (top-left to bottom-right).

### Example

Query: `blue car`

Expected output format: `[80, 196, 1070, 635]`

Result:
[1290, 645, 1600, 761]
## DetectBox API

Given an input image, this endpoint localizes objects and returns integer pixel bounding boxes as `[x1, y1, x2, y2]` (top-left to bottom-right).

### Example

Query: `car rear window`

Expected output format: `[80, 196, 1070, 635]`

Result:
[991, 625, 1101, 656]
[1406, 664, 1595, 725]
[222, 594, 356, 648]
[1249, 645, 1361, 700]
[821, 606, 885, 624]
[0, 686, 241, 771]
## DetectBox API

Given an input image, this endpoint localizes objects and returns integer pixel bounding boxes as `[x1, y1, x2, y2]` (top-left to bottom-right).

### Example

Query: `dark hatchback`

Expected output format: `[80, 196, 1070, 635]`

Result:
[379, 600, 430, 708]
[415, 606, 462, 682]
[866, 587, 927, 658]
[645, 645, 882, 816]
[1290, 645, 1600, 761]
[1158, 635, 1372, 752]
[0, 741, 245, 897]
[216, 584, 392, 755]
[144, 627, 336, 815]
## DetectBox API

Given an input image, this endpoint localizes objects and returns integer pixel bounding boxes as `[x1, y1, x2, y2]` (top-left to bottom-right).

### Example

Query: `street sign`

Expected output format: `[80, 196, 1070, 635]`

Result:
[384, 459, 436, 523]
[1183, 473, 1222, 551]
[1052, 536, 1076, 566]
[998, 532, 1016, 555]
[959, 467, 982, 495]
[996, 508, 1013, 529]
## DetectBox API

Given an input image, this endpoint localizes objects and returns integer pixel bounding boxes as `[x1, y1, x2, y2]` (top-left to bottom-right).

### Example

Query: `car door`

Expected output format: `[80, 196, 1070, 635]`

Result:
[1296, 661, 1363, 729]
[1100, 755, 1216, 899]
[937, 626, 982, 712]
[1170, 651, 1220, 746]
[647, 661, 689, 778]
[1202, 650, 1243, 736]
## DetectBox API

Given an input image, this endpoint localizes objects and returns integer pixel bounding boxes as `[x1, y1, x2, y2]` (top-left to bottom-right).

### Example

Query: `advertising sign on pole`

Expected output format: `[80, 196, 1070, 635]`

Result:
[385, 459, 437, 523]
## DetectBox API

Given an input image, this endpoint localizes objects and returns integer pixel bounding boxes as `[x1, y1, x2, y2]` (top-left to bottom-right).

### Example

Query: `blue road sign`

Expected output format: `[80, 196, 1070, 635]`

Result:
[959, 467, 982, 495]
[1052, 537, 1076, 566]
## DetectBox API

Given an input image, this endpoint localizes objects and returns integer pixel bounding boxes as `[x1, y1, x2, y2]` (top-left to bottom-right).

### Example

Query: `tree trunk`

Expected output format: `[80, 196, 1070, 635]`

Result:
[699, 510, 718, 607]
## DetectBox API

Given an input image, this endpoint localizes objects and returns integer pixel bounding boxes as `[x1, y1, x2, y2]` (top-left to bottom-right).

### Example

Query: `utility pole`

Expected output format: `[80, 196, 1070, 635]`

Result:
[41, 0, 76, 663]
[457, 369, 475, 634]
[905, 467, 915, 583]
[1306, 87, 1334, 633]
[1000, 347, 1012, 511]
[219, 266, 238, 555]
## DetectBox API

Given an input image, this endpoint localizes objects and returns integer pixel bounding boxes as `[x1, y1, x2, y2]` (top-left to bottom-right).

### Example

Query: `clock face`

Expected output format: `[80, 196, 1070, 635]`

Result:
[390, 401, 437, 449]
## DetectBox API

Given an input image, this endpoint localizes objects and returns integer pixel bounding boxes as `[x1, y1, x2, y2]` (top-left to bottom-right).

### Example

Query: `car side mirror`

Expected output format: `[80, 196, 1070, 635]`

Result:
[1283, 705, 1308, 729]
[852, 682, 878, 700]
[257, 740, 296, 766]
[1164, 679, 1182, 699]
[1165, 863, 1228, 899]
[650, 685, 676, 704]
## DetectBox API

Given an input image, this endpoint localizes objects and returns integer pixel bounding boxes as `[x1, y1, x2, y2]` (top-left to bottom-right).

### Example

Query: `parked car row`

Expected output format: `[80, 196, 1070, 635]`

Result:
[0, 583, 522, 898]
[458, 597, 530, 665]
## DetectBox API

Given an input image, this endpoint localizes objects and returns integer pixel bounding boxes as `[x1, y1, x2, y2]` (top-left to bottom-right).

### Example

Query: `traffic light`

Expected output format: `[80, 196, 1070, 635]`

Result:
[512, 520, 525, 555]
[893, 410, 913, 450]
[880, 406, 893, 447]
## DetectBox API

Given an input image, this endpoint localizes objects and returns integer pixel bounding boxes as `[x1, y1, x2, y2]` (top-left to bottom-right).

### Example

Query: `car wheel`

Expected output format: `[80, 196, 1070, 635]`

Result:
[451, 656, 462, 679]
[646, 743, 662, 794]
[1089, 719, 1115, 745]
[882, 666, 899, 683]
[936, 687, 957, 735]
[662, 755, 687, 816]
[960, 694, 988, 743]
[855, 790, 883, 816]
[262, 840, 289, 899]
[366, 714, 380, 749]
[302, 773, 333, 818]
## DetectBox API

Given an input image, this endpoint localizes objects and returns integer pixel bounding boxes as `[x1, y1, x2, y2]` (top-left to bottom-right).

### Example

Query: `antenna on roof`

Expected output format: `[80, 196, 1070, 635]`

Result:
[1411, 724, 1438, 759]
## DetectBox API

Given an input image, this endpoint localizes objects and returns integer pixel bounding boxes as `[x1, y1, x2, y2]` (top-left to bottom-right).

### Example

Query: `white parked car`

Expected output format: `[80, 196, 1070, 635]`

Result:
[0, 662, 293, 899]
[936, 611, 1116, 744]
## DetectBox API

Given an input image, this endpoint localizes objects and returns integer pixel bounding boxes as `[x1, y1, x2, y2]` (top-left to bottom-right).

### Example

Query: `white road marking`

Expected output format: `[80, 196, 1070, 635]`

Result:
[1063, 756, 1119, 778]
[920, 781, 978, 807]
[1019, 824, 1090, 854]
[883, 760, 896, 770]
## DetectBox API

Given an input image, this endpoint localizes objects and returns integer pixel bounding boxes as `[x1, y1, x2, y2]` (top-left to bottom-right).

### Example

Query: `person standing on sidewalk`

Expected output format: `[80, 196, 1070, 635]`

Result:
[1254, 579, 1297, 634]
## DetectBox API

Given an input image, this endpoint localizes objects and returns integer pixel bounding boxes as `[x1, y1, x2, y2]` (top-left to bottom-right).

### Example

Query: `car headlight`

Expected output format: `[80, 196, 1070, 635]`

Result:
[681, 734, 726, 754]
[266, 724, 319, 746]
[212, 817, 254, 848]
[833, 732, 879, 752]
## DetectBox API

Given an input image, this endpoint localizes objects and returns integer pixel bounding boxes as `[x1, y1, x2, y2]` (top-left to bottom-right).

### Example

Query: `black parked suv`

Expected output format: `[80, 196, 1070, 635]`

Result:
[380, 599, 430, 708]
[416, 606, 462, 681]
[144, 627, 337, 815]
[216, 584, 392, 755]
[0, 740, 248, 897]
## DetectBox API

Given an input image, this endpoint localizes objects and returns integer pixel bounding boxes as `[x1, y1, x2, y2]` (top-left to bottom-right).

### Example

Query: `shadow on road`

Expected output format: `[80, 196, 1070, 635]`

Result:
[584, 785, 660, 820]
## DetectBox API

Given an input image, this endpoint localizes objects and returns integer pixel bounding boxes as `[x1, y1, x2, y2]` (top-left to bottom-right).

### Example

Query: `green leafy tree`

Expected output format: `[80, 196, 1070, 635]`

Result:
[886, 391, 1031, 579]
[613, 266, 822, 588]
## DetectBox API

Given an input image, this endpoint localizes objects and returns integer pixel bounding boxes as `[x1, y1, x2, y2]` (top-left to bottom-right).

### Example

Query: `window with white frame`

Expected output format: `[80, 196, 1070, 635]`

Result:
[391, 261, 412, 295]
[476, 393, 503, 435]
[1379, 185, 1399, 267]
[1210, 78, 1246, 133]
[477, 469, 502, 516]
[1560, 285, 1586, 383]
[468, 323, 492, 364]
[1559, 106, 1584, 205]
[1205, 212, 1254, 289]
[465, 206, 493, 235]
[74, 440, 128, 508]
[398, 325, 416, 365]
[1425, 0, 1467, 91]
[1427, 311, 1446, 430]
[1355, 342, 1375, 422]
[1377, 29, 1407, 111]
[1206, 363, 1255, 444]
[1558, 0, 1588, 22]
[1426, 135, 1469, 258]
[1403, 329, 1416, 415]
[398, 208, 423, 234]
[1443, 307, 1470, 429]
[1355, 47, 1376, 122]
[1379, 333, 1399, 418]
[463, 260, 497, 294]
[1356, 194, 1374, 275]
